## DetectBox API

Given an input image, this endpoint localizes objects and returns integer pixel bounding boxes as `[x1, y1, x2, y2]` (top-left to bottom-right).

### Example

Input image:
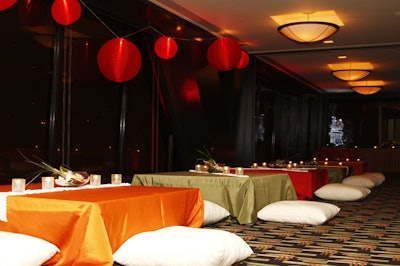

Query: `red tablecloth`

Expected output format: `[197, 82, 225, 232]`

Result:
[0, 184, 204, 265]
[242, 168, 329, 200]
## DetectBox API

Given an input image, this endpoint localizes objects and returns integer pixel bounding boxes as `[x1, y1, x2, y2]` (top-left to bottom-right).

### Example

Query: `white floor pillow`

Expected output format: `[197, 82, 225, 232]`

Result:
[315, 183, 371, 201]
[203, 200, 230, 225]
[113, 226, 253, 266]
[0, 231, 59, 266]
[363, 172, 385, 186]
[342, 175, 377, 188]
[257, 200, 340, 225]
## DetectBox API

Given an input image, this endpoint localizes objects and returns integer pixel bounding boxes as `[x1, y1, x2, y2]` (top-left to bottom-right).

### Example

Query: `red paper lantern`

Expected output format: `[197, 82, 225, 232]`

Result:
[0, 0, 17, 11]
[97, 38, 142, 83]
[207, 37, 242, 71]
[236, 51, 250, 69]
[154, 36, 178, 59]
[51, 0, 81, 26]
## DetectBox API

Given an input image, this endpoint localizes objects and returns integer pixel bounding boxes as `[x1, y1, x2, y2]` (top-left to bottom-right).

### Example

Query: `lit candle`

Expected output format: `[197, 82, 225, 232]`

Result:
[235, 167, 244, 176]
[111, 174, 122, 184]
[252, 163, 258, 168]
[325, 158, 329, 161]
[374, 146, 378, 149]
[338, 162, 343, 166]
[287, 163, 292, 169]
[12, 178, 25, 193]
[195, 164, 202, 171]
[346, 158, 349, 161]
[41, 176, 54, 190]
[324, 161, 328, 165]
[223, 166, 230, 174]
[90, 174, 101, 186]
[293, 163, 297, 168]
[357, 158, 360, 162]
[299, 161, 304, 165]
[262, 162, 267, 168]
[202, 165, 209, 172]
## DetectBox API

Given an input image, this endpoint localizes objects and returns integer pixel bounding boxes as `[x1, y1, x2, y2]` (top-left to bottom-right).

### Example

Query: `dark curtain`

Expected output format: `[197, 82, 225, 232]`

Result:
[235, 57, 256, 166]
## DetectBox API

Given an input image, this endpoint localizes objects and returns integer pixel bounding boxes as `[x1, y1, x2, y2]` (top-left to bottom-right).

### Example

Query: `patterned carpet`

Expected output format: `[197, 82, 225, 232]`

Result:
[205, 175, 400, 266]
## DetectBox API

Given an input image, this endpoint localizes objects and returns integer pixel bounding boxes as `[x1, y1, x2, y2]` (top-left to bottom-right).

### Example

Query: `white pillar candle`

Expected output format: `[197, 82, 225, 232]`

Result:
[41, 176, 54, 190]
[12, 178, 25, 192]
[111, 174, 122, 184]
[223, 166, 230, 174]
[235, 167, 244, 176]
[90, 174, 101, 186]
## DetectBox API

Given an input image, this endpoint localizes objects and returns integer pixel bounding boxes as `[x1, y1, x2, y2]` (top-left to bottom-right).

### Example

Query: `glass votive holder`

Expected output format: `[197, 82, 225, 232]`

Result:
[324, 161, 328, 165]
[195, 164, 202, 171]
[111, 174, 122, 184]
[202, 165, 209, 172]
[235, 167, 244, 176]
[41, 176, 54, 190]
[261, 162, 267, 168]
[90, 174, 101, 186]
[12, 178, 25, 193]
[223, 166, 230, 174]
[338, 162, 343, 166]
[252, 163, 258, 168]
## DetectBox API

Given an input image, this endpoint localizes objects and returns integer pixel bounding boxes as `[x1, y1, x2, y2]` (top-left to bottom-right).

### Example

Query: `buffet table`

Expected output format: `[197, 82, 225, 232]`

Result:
[0, 184, 203, 265]
[242, 168, 329, 200]
[132, 171, 297, 224]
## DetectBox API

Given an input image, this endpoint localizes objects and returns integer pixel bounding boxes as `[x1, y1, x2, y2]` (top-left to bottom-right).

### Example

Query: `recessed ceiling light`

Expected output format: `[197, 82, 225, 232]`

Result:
[323, 40, 334, 44]
[337, 55, 347, 59]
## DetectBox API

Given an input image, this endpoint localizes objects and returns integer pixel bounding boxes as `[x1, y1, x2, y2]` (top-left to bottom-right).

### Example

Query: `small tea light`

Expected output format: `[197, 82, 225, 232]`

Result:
[262, 162, 267, 168]
[12, 178, 25, 193]
[346, 158, 350, 162]
[299, 161, 304, 165]
[111, 174, 122, 184]
[293, 163, 297, 168]
[324, 161, 328, 165]
[223, 166, 230, 174]
[313, 157, 317, 161]
[374, 146, 378, 149]
[41, 176, 54, 190]
[252, 163, 258, 168]
[235, 167, 244, 176]
[338, 162, 343, 166]
[203, 165, 209, 171]
[287, 164, 292, 169]
[195, 164, 202, 171]
[357, 158, 360, 162]
[90, 174, 101, 186]
[325, 158, 329, 161]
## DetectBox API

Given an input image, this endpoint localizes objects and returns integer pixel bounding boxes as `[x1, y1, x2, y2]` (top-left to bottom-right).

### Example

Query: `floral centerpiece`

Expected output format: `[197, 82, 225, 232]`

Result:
[195, 146, 224, 173]
[19, 150, 89, 187]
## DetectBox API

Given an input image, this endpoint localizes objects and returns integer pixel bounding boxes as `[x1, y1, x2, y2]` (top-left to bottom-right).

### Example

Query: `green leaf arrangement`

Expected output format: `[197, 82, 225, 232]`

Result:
[18, 149, 87, 186]
[195, 146, 224, 173]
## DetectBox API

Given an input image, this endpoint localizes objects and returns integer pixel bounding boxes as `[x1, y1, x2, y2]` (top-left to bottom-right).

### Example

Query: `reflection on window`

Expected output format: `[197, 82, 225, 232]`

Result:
[329, 116, 344, 146]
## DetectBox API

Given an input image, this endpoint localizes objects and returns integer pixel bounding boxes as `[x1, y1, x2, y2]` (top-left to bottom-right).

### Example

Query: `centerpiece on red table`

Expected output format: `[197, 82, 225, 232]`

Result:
[18, 150, 89, 187]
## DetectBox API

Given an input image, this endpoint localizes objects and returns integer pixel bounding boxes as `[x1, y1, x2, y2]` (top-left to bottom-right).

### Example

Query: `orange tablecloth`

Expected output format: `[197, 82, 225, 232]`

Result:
[0, 185, 203, 265]
[243, 168, 330, 200]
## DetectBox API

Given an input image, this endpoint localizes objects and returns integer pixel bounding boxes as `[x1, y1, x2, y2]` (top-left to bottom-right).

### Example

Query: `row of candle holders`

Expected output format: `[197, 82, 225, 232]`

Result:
[194, 164, 244, 175]
[11, 173, 123, 193]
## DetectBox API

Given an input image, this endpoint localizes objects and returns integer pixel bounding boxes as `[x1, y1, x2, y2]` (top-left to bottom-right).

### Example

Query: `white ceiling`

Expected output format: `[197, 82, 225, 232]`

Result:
[148, 0, 400, 95]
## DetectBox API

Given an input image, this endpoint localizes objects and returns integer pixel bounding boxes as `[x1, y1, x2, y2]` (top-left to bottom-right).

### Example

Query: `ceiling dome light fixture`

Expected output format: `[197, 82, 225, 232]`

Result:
[352, 86, 381, 95]
[278, 21, 339, 43]
[328, 62, 374, 81]
[331, 69, 371, 81]
[271, 10, 344, 43]
[349, 80, 385, 95]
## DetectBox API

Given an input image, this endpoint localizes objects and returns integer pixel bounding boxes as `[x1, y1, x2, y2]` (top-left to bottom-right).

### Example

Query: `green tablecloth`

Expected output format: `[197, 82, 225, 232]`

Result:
[314, 165, 349, 183]
[132, 171, 297, 224]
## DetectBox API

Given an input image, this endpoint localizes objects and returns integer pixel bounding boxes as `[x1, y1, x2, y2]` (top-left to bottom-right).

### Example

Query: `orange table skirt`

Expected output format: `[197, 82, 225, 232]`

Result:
[0, 185, 204, 265]
[243, 168, 330, 200]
